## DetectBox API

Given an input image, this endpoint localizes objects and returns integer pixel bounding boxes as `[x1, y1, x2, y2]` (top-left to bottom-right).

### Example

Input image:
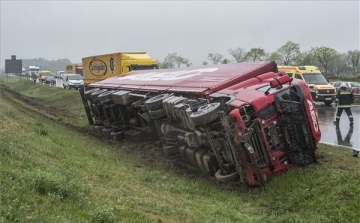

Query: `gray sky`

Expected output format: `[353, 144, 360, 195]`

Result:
[1, 0, 359, 68]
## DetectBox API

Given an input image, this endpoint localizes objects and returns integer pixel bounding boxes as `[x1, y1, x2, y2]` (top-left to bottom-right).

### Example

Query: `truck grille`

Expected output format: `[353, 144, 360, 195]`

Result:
[242, 123, 269, 168]
[318, 89, 335, 94]
[266, 124, 280, 150]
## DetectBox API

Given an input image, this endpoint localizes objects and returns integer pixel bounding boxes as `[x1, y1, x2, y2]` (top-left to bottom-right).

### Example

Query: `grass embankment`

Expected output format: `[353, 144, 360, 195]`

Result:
[1, 76, 360, 223]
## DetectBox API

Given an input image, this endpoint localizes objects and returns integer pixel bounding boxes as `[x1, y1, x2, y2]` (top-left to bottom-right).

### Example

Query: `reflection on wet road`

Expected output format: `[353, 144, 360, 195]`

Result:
[316, 103, 360, 152]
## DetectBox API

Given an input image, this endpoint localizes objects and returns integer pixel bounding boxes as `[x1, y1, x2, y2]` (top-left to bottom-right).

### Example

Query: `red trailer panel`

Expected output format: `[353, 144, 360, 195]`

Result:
[89, 62, 277, 95]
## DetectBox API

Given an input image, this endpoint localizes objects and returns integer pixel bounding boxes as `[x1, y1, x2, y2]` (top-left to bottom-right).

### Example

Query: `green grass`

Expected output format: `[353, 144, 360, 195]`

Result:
[1, 75, 360, 222]
[0, 75, 88, 126]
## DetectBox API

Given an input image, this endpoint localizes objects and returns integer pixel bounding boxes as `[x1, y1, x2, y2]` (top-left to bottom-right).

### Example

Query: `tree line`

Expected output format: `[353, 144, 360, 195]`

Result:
[15, 41, 360, 79]
[157, 41, 360, 79]
[21, 58, 71, 73]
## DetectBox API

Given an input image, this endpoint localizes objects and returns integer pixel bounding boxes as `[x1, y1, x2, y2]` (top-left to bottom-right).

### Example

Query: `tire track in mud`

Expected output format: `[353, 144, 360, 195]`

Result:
[0, 85, 96, 136]
[1, 85, 240, 190]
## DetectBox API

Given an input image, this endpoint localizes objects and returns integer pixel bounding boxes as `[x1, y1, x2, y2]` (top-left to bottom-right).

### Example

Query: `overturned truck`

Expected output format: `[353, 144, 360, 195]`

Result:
[80, 61, 321, 186]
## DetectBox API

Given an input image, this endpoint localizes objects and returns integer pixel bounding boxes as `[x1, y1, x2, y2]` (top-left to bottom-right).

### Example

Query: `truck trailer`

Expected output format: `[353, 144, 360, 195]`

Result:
[79, 61, 321, 187]
[82, 52, 158, 86]
[26, 66, 40, 77]
[65, 63, 83, 76]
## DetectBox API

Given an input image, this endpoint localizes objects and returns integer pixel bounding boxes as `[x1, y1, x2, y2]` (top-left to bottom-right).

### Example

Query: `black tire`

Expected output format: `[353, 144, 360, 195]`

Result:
[215, 170, 240, 183]
[145, 94, 170, 110]
[63, 84, 66, 89]
[149, 108, 166, 119]
[190, 102, 221, 126]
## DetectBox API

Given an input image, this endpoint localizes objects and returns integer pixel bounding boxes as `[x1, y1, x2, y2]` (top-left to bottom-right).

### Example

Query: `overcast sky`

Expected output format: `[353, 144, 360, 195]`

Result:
[1, 0, 359, 68]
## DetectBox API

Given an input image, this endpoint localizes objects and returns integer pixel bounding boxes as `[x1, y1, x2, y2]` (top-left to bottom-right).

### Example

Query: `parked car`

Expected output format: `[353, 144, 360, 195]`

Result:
[63, 74, 84, 90]
[332, 81, 360, 95]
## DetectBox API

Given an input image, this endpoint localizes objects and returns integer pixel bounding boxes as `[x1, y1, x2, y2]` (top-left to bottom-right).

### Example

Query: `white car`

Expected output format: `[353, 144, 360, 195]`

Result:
[63, 74, 84, 90]
[332, 81, 360, 95]
[56, 71, 65, 79]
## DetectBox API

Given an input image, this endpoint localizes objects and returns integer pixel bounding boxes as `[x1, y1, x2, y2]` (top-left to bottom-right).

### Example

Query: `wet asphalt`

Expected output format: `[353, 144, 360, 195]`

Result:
[316, 103, 359, 152]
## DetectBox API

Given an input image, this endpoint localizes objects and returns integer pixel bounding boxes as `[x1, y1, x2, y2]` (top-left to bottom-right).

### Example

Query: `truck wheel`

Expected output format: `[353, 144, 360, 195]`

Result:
[145, 94, 170, 110]
[215, 170, 240, 183]
[190, 102, 221, 126]
[149, 108, 166, 119]
[63, 84, 66, 89]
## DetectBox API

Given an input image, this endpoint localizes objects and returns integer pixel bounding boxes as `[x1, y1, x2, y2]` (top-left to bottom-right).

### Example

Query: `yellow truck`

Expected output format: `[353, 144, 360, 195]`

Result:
[278, 65, 336, 105]
[82, 52, 158, 85]
[65, 63, 83, 76]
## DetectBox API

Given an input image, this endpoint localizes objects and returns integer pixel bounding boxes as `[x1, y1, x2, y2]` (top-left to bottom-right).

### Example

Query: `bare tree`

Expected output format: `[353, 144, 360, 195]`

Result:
[276, 41, 301, 65]
[227, 47, 247, 63]
[346, 49, 360, 77]
[207, 53, 224, 64]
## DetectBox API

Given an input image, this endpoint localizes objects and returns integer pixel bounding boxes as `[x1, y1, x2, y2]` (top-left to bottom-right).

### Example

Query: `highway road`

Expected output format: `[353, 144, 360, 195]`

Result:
[316, 103, 360, 152]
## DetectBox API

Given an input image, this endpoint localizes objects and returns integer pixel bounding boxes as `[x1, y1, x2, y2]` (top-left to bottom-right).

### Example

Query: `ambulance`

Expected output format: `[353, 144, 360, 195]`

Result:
[278, 66, 336, 105]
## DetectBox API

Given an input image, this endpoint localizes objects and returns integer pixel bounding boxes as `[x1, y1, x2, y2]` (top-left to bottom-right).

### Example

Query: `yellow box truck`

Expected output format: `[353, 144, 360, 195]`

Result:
[278, 65, 336, 105]
[82, 52, 158, 85]
[65, 63, 83, 76]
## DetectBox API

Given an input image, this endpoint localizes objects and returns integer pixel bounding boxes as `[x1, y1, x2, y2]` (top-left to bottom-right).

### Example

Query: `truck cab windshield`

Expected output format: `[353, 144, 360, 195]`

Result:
[303, 73, 328, 85]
